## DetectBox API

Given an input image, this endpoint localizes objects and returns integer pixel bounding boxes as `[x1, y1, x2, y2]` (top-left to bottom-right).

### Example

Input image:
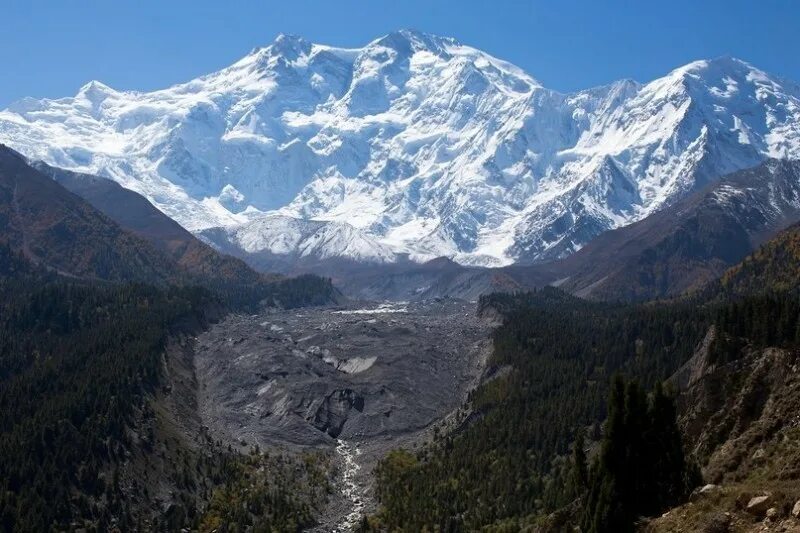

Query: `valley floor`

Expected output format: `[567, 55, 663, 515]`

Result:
[191, 299, 493, 530]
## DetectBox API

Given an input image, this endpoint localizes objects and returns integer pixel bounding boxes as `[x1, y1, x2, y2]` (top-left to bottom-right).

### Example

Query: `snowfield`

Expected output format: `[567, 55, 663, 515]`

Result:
[2, 30, 799, 266]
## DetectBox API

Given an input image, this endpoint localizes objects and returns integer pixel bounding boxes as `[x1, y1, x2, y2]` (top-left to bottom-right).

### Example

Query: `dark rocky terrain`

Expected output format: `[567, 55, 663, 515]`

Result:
[193, 299, 493, 529]
[553, 159, 800, 301]
[33, 160, 279, 285]
[0, 144, 176, 282]
[647, 329, 800, 532]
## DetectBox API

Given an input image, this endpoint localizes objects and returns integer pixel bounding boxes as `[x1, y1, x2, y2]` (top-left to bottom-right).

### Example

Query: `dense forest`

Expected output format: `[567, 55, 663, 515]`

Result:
[368, 286, 800, 532]
[0, 244, 337, 531]
[198, 450, 332, 532]
[213, 272, 340, 311]
[367, 288, 707, 531]
[0, 270, 210, 530]
[580, 378, 699, 533]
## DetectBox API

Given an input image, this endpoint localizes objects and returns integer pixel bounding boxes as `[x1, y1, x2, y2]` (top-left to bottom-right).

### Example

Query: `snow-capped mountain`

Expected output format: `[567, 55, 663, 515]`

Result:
[554, 158, 800, 301]
[199, 214, 397, 264]
[2, 30, 799, 266]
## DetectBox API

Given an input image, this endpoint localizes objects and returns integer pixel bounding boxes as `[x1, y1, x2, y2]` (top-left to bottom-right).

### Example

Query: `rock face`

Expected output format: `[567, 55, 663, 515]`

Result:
[313, 389, 366, 438]
[673, 341, 800, 483]
[2, 31, 799, 267]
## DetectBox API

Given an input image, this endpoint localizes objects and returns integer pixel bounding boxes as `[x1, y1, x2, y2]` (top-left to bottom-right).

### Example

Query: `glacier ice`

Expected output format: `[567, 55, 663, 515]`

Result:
[1, 32, 799, 266]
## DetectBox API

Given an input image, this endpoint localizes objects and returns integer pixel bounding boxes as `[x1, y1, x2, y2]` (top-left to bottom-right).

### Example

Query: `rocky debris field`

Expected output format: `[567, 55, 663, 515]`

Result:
[193, 298, 493, 529]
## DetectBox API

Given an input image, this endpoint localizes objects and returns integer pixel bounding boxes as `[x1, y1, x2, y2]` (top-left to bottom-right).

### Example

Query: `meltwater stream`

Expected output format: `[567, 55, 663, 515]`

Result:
[333, 439, 366, 532]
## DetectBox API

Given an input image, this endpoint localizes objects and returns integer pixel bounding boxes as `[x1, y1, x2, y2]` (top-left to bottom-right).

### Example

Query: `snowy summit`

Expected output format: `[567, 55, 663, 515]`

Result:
[2, 31, 800, 267]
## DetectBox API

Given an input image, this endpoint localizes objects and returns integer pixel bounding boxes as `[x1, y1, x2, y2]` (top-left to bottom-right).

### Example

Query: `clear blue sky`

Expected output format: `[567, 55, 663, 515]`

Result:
[2, 0, 798, 107]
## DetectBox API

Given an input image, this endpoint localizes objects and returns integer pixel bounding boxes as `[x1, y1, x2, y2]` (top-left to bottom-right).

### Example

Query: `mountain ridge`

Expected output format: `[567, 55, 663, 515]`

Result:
[554, 158, 800, 300]
[2, 31, 799, 267]
[0, 144, 340, 308]
[0, 145, 178, 282]
[31, 160, 279, 285]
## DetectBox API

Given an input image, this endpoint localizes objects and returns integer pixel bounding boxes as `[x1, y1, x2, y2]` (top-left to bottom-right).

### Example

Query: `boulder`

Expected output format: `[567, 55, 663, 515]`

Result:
[766, 507, 779, 520]
[746, 495, 772, 516]
[792, 499, 800, 519]
[690, 484, 719, 502]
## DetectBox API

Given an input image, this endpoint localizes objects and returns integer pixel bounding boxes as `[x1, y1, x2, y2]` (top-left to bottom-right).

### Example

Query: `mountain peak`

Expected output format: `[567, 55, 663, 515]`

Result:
[395, 28, 458, 46]
[77, 80, 116, 99]
[370, 29, 456, 56]
[666, 55, 760, 83]
[271, 33, 311, 53]
[1, 33, 799, 268]
[247, 33, 313, 62]
[644, 55, 774, 103]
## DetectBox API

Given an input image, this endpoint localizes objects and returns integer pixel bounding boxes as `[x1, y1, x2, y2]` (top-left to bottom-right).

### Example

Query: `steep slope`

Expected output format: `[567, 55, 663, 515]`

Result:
[0, 145, 177, 282]
[0, 146, 339, 308]
[32, 161, 275, 284]
[553, 159, 800, 301]
[652, 318, 800, 530]
[199, 214, 397, 270]
[0, 249, 334, 531]
[717, 220, 800, 295]
[2, 31, 799, 266]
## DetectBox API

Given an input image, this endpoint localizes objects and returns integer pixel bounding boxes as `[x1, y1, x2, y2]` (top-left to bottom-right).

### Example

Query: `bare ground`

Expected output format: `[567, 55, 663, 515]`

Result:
[192, 299, 494, 531]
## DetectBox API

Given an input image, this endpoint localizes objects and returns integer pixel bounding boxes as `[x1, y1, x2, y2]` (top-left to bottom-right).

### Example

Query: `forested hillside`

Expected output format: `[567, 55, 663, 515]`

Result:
[0, 145, 177, 283]
[368, 279, 800, 531]
[717, 221, 800, 297]
[0, 147, 340, 531]
[0, 246, 336, 531]
[367, 289, 708, 531]
[0, 253, 209, 530]
[0, 145, 340, 312]
[652, 303, 800, 531]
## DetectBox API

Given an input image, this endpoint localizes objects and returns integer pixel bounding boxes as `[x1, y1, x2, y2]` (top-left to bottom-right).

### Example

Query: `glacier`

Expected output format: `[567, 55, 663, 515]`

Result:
[1, 30, 799, 266]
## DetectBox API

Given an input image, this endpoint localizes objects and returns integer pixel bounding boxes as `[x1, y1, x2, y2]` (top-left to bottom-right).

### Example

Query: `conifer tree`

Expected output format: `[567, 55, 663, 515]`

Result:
[582, 377, 695, 533]
[571, 428, 588, 496]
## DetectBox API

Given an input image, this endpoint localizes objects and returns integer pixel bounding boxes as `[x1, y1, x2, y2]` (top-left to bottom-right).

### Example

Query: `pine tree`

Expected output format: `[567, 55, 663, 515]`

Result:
[571, 428, 588, 497]
[582, 377, 696, 533]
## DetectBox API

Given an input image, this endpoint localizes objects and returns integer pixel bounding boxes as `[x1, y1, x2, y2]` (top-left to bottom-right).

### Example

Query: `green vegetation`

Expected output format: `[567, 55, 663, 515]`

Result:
[711, 291, 800, 364]
[581, 378, 698, 533]
[719, 222, 800, 296]
[371, 286, 800, 531]
[0, 268, 211, 531]
[209, 271, 338, 311]
[198, 450, 332, 533]
[370, 288, 708, 531]
[0, 245, 336, 531]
